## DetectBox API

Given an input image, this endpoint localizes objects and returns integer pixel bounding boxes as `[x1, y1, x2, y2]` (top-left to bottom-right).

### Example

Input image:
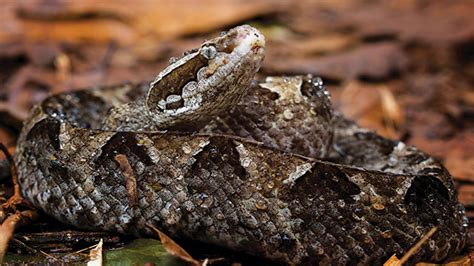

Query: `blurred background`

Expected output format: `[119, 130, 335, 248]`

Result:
[0, 0, 473, 263]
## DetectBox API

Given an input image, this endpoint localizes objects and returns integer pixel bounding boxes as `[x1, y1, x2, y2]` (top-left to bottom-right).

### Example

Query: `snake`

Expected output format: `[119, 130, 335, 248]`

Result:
[14, 25, 467, 265]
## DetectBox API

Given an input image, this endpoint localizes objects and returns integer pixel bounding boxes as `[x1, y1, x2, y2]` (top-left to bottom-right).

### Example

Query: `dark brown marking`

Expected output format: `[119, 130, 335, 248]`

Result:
[26, 118, 61, 150]
[96, 132, 154, 166]
[41, 91, 108, 129]
[189, 137, 248, 186]
[282, 163, 361, 202]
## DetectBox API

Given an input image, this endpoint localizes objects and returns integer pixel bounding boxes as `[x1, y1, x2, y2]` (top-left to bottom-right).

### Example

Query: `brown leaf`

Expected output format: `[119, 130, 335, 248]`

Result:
[383, 254, 401, 266]
[21, 19, 137, 46]
[347, 2, 474, 47]
[14, 0, 290, 45]
[0, 213, 21, 262]
[267, 33, 355, 57]
[289, 1, 474, 48]
[147, 223, 200, 266]
[0, 3, 22, 44]
[264, 42, 408, 81]
[445, 148, 474, 182]
[458, 185, 474, 208]
[334, 81, 403, 139]
[409, 133, 474, 182]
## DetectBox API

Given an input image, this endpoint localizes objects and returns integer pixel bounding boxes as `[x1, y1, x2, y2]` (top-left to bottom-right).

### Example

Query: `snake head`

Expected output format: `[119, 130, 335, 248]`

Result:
[146, 25, 265, 130]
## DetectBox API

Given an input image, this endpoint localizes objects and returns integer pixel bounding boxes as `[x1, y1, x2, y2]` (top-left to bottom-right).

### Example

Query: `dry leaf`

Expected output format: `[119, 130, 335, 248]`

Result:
[408, 133, 474, 182]
[264, 42, 408, 81]
[379, 86, 404, 137]
[268, 33, 355, 57]
[147, 223, 200, 266]
[87, 239, 103, 266]
[0, 213, 21, 262]
[383, 254, 401, 266]
[12, 0, 290, 46]
[458, 185, 474, 207]
[335, 81, 403, 139]
[289, 1, 474, 47]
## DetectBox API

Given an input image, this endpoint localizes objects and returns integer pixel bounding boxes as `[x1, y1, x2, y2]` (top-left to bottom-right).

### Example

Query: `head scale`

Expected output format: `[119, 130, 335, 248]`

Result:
[145, 25, 265, 130]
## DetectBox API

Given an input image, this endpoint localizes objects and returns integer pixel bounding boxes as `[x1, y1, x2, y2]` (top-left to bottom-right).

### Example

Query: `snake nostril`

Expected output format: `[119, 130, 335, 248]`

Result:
[222, 43, 236, 54]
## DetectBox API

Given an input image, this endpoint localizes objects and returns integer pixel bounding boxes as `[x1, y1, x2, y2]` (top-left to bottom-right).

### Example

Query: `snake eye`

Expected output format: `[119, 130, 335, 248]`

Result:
[200, 45, 217, 60]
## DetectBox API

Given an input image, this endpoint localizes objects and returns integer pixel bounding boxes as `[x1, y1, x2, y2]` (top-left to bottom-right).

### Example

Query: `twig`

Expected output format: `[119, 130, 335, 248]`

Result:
[399, 227, 438, 265]
[70, 242, 100, 255]
[11, 236, 60, 262]
[39, 250, 60, 262]
[11, 237, 39, 254]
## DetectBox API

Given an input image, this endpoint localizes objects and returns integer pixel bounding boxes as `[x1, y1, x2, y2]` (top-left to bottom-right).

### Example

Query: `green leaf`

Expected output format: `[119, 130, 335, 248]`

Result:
[104, 238, 185, 266]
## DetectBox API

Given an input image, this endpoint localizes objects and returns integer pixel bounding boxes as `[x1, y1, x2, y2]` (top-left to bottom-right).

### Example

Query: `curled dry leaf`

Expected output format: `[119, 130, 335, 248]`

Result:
[87, 239, 103, 266]
[378, 86, 404, 137]
[335, 81, 403, 139]
[0, 213, 21, 262]
[147, 223, 200, 266]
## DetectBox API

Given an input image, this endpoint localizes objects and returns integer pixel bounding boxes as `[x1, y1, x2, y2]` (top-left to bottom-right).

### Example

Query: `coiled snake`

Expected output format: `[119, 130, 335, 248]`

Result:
[15, 25, 467, 264]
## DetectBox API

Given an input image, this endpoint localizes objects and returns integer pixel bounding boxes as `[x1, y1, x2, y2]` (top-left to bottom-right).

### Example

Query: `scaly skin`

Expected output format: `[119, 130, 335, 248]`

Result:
[15, 25, 467, 265]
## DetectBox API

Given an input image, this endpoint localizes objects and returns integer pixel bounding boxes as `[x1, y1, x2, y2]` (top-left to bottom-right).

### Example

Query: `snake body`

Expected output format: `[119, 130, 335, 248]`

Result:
[15, 25, 467, 264]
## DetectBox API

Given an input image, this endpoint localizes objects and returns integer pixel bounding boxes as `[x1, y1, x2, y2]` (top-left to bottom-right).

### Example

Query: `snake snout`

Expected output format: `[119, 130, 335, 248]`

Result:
[210, 25, 266, 60]
[232, 25, 266, 58]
